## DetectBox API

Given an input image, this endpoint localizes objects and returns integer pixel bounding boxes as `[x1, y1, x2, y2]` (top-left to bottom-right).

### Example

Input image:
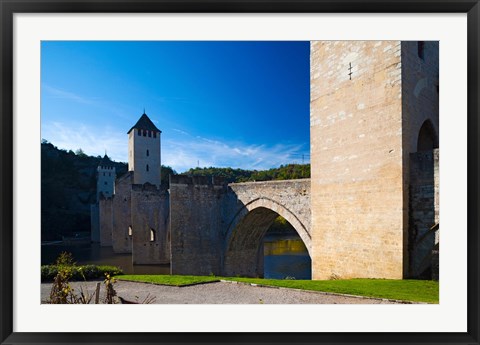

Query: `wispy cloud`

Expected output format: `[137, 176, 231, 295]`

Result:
[43, 84, 141, 123]
[42, 122, 127, 163]
[162, 132, 307, 173]
[43, 85, 100, 105]
[171, 128, 190, 136]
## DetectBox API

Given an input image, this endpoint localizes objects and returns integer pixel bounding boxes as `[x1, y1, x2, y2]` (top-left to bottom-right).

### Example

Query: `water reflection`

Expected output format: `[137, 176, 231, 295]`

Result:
[263, 235, 311, 280]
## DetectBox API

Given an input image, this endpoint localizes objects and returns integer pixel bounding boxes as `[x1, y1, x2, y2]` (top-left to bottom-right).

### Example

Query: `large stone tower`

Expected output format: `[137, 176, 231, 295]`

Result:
[96, 154, 116, 201]
[128, 112, 162, 187]
[310, 41, 439, 280]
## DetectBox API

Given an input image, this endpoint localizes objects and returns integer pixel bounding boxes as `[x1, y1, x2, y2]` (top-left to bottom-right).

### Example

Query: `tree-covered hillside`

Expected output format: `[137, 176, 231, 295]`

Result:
[41, 141, 126, 240]
[183, 163, 310, 183]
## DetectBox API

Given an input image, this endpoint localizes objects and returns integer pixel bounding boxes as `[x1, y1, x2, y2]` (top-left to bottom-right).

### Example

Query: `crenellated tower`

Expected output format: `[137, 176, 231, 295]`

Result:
[128, 112, 162, 187]
[96, 154, 116, 201]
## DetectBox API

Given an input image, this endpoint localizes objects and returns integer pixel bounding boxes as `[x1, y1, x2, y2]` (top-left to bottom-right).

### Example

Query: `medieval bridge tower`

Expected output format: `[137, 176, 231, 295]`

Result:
[128, 113, 162, 187]
[310, 41, 439, 280]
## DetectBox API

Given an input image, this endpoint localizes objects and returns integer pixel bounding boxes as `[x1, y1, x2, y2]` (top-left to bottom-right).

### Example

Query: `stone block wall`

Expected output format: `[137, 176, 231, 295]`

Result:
[112, 172, 133, 253]
[409, 149, 439, 277]
[99, 197, 113, 247]
[90, 203, 100, 243]
[169, 175, 228, 276]
[310, 41, 405, 279]
[131, 183, 170, 264]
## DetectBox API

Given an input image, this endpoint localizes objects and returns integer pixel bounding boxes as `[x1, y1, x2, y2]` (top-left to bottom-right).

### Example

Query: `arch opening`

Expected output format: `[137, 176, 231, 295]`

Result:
[417, 119, 438, 152]
[224, 205, 311, 279]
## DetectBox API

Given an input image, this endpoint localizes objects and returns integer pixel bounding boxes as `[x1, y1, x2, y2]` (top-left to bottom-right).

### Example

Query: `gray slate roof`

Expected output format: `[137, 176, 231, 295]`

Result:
[127, 113, 161, 134]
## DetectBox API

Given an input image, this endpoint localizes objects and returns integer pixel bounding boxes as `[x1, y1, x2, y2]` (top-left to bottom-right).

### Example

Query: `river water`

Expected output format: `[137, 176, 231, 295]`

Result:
[263, 235, 311, 279]
[42, 235, 311, 279]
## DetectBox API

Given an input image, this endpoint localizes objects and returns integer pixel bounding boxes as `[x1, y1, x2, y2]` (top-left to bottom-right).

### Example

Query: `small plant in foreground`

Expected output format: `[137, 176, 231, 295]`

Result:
[140, 293, 157, 304]
[104, 273, 118, 304]
[46, 253, 137, 304]
[48, 266, 73, 304]
[47, 265, 94, 304]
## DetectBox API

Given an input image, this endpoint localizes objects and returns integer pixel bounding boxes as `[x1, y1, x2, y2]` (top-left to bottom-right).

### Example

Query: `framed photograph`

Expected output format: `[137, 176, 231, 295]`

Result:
[1, 1, 478, 344]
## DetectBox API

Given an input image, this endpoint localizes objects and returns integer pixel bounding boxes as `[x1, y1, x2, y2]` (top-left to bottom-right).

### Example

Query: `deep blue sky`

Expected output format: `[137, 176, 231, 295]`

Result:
[41, 41, 310, 172]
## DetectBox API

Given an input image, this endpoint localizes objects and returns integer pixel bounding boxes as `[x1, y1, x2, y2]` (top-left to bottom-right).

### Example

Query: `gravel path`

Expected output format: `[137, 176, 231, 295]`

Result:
[41, 280, 407, 304]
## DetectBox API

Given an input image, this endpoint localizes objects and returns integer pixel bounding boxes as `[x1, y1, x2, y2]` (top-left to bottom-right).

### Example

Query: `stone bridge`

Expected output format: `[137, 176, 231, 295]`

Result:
[169, 176, 311, 277]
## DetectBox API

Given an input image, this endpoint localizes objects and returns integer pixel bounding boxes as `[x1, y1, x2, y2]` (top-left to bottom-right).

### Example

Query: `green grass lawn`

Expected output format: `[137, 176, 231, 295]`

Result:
[116, 274, 438, 303]
[117, 274, 220, 286]
[222, 277, 439, 303]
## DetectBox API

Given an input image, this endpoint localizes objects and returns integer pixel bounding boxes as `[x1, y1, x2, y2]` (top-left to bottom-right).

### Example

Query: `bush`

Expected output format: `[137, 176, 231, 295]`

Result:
[41, 265, 58, 281]
[41, 264, 123, 282]
[97, 265, 123, 277]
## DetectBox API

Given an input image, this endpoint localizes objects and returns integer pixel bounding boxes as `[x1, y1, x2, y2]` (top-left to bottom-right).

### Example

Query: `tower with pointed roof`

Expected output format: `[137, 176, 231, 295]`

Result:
[128, 112, 162, 187]
[96, 154, 116, 201]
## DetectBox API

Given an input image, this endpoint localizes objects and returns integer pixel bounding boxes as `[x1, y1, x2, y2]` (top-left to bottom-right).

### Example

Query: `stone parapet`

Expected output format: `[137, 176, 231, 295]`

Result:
[170, 175, 227, 186]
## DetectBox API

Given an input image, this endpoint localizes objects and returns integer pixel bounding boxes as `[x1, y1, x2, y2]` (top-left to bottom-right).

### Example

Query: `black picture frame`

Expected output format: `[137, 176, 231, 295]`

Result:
[1, 1, 479, 344]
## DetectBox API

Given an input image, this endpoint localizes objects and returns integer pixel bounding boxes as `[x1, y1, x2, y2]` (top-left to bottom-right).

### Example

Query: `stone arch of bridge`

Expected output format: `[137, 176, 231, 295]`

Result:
[223, 197, 311, 277]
